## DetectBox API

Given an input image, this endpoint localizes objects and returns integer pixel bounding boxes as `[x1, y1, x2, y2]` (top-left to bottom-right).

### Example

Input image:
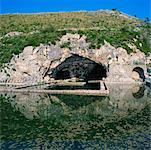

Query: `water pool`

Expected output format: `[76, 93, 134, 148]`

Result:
[0, 84, 150, 149]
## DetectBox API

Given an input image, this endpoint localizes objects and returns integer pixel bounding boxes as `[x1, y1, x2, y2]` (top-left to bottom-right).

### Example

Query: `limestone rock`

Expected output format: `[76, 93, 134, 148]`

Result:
[48, 46, 62, 60]
[43, 60, 51, 68]
[50, 61, 61, 69]
[0, 71, 8, 82]
[15, 59, 40, 75]
[44, 76, 50, 82]
[60, 33, 80, 44]
[130, 50, 146, 65]
[132, 71, 140, 81]
[8, 71, 24, 83]
[106, 64, 134, 82]
[0, 33, 147, 84]
[117, 48, 129, 64]
[5, 32, 23, 37]
[23, 46, 34, 55]
[15, 61, 30, 74]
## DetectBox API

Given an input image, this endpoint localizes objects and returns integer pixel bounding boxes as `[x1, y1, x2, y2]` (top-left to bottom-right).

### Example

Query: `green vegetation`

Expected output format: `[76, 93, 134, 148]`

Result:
[0, 27, 64, 66]
[60, 41, 71, 49]
[0, 11, 150, 66]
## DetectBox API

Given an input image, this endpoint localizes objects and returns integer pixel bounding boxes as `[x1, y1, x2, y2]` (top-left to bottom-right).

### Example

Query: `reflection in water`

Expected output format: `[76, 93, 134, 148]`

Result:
[132, 86, 145, 99]
[0, 84, 150, 149]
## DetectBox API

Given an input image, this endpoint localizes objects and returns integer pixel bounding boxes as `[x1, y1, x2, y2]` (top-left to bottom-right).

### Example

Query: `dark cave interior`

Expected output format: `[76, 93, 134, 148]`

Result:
[52, 55, 107, 81]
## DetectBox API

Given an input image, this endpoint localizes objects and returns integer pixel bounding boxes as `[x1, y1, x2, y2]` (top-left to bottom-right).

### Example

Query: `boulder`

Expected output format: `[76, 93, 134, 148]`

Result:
[23, 46, 34, 55]
[15, 59, 40, 75]
[48, 46, 62, 60]
[117, 48, 129, 63]
[15, 61, 30, 74]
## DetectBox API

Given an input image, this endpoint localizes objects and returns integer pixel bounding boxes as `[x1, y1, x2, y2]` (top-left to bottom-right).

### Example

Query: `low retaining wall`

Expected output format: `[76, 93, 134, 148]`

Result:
[0, 81, 109, 96]
[0, 88, 109, 96]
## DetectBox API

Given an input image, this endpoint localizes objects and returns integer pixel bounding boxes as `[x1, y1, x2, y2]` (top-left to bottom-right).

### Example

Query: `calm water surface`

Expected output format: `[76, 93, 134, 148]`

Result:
[0, 84, 151, 149]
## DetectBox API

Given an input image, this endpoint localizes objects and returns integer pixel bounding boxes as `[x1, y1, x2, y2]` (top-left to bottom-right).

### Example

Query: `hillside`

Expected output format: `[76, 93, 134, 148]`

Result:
[0, 10, 150, 67]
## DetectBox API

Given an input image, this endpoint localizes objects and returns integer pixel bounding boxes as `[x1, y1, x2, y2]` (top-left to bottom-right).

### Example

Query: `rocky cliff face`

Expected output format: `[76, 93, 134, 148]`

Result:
[0, 33, 149, 84]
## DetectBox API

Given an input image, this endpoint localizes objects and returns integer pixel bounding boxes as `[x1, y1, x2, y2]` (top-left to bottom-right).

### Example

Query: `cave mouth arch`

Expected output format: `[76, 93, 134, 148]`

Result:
[52, 55, 107, 81]
[132, 67, 145, 81]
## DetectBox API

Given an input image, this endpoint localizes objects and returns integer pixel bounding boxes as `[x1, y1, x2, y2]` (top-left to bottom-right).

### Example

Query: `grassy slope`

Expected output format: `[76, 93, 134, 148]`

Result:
[0, 11, 150, 66]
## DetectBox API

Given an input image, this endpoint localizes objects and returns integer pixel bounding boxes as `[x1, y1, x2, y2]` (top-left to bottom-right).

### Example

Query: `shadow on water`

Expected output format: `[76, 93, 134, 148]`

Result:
[0, 84, 150, 149]
[47, 82, 100, 90]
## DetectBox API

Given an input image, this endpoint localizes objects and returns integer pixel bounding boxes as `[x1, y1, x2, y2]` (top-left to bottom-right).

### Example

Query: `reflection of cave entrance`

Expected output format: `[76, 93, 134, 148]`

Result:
[52, 55, 107, 81]
[132, 67, 145, 81]
[132, 86, 145, 99]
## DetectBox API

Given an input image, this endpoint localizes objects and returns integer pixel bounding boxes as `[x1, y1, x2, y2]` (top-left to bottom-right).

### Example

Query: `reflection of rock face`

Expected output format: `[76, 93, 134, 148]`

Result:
[132, 84, 141, 93]
[8, 93, 53, 120]
[0, 85, 150, 120]
[132, 86, 145, 99]
[107, 84, 150, 112]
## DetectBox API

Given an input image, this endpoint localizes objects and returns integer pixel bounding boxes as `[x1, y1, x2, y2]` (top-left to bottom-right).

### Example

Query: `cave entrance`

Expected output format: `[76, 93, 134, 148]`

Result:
[52, 55, 107, 81]
[132, 67, 145, 82]
[55, 70, 70, 80]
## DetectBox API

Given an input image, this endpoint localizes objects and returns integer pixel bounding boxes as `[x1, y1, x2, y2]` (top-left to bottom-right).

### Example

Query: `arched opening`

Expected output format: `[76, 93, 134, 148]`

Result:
[51, 55, 107, 81]
[132, 67, 145, 82]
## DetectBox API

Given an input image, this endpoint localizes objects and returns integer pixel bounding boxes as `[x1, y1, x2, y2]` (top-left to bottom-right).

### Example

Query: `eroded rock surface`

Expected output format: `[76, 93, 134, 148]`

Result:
[0, 34, 148, 84]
